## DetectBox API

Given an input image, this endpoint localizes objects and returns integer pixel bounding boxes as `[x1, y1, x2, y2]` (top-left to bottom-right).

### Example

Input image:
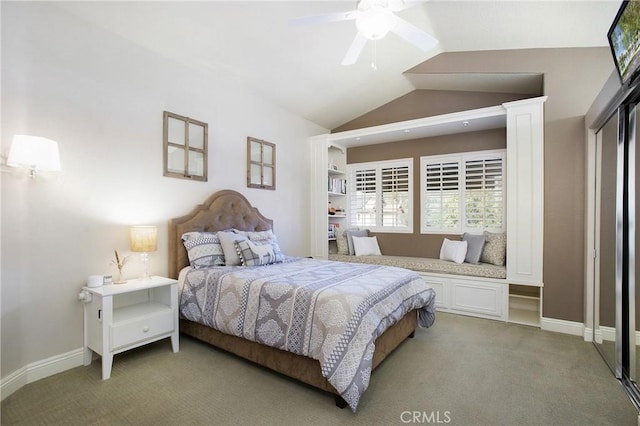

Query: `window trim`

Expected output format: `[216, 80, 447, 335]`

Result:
[420, 149, 505, 234]
[347, 158, 413, 234]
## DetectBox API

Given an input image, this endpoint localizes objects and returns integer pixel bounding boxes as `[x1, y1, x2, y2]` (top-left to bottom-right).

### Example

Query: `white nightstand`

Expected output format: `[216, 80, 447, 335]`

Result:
[81, 276, 179, 380]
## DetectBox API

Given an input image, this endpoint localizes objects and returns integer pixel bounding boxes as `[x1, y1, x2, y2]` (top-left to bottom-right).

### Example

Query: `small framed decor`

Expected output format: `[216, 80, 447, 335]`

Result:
[247, 137, 276, 190]
[163, 111, 208, 181]
[328, 223, 337, 240]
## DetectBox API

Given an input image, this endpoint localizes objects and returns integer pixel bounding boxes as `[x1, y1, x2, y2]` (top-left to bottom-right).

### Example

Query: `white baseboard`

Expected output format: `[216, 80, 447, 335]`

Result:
[540, 317, 585, 337]
[583, 327, 606, 343]
[1, 347, 84, 401]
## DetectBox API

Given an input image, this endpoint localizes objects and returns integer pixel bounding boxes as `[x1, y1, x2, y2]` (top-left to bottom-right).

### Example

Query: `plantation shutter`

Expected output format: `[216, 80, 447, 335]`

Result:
[423, 160, 460, 231]
[349, 167, 377, 227]
[347, 159, 413, 232]
[464, 155, 504, 231]
[381, 165, 410, 228]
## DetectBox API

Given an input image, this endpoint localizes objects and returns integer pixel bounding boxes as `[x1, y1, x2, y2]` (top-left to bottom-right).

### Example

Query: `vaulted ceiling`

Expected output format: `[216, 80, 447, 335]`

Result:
[54, 1, 621, 130]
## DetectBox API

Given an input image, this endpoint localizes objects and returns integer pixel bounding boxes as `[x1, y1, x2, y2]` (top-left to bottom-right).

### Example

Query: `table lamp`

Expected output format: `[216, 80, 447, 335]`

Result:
[130, 226, 158, 280]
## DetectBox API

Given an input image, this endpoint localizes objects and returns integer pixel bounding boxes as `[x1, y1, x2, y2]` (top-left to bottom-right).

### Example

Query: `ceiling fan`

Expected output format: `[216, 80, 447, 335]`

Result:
[290, 0, 438, 66]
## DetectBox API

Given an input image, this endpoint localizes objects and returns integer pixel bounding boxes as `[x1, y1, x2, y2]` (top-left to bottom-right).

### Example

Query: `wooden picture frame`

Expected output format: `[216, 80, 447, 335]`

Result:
[163, 111, 208, 182]
[247, 137, 276, 190]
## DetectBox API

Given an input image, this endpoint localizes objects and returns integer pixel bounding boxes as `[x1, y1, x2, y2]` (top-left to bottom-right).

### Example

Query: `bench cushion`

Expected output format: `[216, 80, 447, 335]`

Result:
[328, 254, 506, 280]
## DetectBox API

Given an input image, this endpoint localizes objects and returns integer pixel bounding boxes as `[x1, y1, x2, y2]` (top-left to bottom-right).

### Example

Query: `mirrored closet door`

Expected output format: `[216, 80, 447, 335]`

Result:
[592, 99, 640, 408]
[594, 111, 620, 376]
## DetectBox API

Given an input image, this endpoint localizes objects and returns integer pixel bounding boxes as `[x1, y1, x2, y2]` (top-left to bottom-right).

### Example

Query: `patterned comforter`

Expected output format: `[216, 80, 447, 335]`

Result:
[179, 257, 437, 411]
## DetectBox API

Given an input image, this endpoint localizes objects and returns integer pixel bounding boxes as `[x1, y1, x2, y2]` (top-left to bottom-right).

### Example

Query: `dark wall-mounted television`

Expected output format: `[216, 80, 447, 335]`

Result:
[608, 0, 640, 87]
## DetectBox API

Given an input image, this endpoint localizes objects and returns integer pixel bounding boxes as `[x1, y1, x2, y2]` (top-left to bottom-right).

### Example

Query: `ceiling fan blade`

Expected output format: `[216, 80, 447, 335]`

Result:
[391, 17, 438, 51]
[289, 10, 357, 27]
[342, 32, 368, 66]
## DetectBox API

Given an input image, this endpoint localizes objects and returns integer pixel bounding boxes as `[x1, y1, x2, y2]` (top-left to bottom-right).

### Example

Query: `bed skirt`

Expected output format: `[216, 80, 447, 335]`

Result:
[179, 309, 418, 404]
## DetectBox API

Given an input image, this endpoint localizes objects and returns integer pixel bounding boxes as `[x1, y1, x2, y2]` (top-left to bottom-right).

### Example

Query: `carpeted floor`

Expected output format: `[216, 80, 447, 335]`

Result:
[2, 312, 638, 426]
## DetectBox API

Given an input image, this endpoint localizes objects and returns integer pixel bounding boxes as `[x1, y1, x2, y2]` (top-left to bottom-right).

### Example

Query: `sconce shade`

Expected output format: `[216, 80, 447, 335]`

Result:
[7, 135, 61, 172]
[130, 226, 158, 252]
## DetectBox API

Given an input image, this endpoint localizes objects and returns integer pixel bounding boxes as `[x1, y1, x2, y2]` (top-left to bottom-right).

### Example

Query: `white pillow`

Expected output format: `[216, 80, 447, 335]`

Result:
[352, 236, 382, 256]
[217, 231, 246, 266]
[439, 238, 468, 264]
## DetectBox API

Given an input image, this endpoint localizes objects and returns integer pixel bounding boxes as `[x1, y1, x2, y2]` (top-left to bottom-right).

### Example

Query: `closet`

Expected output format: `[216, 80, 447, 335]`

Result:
[591, 83, 640, 408]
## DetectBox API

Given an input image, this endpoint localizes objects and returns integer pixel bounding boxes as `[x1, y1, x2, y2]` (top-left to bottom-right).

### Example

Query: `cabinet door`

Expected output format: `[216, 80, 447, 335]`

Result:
[450, 280, 504, 319]
[419, 275, 450, 309]
[505, 98, 544, 285]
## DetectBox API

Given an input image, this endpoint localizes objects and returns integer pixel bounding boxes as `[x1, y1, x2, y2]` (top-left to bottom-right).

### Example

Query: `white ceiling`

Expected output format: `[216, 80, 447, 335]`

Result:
[54, 1, 621, 130]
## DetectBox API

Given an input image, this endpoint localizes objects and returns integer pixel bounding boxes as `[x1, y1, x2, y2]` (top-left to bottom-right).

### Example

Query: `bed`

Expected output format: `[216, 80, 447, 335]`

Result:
[168, 190, 436, 411]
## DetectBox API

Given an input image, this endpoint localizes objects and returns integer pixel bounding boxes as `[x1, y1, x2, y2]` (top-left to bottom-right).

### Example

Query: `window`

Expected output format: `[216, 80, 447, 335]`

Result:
[420, 150, 505, 233]
[347, 159, 412, 233]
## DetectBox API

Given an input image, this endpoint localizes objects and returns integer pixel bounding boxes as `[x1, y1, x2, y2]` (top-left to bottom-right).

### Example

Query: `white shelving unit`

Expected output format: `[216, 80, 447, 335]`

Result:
[325, 144, 348, 253]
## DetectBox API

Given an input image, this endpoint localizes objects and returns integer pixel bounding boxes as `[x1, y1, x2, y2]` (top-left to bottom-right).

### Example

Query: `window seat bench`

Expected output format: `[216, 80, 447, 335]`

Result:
[327, 254, 506, 279]
[327, 254, 539, 326]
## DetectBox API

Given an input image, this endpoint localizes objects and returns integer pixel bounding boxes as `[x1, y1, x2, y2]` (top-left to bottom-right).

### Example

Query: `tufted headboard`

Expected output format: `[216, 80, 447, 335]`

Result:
[167, 190, 273, 279]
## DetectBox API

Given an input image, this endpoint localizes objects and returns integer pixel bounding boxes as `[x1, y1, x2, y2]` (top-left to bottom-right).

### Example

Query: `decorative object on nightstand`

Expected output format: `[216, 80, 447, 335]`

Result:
[130, 225, 158, 280]
[110, 250, 130, 284]
[7, 134, 61, 178]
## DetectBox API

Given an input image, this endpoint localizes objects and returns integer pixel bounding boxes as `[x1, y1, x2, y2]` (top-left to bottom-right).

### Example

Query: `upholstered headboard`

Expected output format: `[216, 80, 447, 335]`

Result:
[168, 190, 273, 279]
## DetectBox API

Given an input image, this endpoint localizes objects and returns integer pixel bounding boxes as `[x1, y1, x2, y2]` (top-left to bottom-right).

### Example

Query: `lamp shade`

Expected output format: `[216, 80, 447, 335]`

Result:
[7, 135, 61, 172]
[130, 226, 158, 252]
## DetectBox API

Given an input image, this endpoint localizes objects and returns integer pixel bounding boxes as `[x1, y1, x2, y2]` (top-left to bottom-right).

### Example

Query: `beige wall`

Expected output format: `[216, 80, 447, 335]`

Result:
[347, 126, 507, 257]
[334, 48, 614, 323]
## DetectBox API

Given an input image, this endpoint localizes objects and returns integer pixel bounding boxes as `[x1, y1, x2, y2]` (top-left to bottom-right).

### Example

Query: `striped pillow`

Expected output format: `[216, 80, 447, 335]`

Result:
[182, 232, 226, 268]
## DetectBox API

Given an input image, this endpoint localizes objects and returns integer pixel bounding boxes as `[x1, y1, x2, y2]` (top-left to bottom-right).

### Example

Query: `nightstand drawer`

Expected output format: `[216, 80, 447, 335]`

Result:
[110, 308, 174, 351]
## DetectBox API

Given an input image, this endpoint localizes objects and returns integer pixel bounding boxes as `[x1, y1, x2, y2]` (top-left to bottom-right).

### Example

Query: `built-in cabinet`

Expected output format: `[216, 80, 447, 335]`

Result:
[310, 97, 546, 327]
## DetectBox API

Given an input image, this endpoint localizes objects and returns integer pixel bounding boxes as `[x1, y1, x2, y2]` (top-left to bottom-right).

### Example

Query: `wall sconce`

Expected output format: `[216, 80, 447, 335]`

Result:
[7, 135, 61, 178]
[130, 226, 158, 280]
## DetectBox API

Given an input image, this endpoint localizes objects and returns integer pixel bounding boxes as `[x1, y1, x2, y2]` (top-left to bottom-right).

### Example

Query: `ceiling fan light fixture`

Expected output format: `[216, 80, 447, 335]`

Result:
[356, 8, 397, 40]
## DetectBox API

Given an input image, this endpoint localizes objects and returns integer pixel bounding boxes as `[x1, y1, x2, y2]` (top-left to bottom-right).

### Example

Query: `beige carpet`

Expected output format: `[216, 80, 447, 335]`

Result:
[2, 313, 638, 426]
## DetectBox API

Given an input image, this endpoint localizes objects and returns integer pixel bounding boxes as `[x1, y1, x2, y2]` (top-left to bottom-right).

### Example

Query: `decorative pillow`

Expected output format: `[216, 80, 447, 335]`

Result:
[345, 229, 369, 255]
[336, 227, 359, 255]
[439, 238, 468, 264]
[481, 231, 507, 266]
[352, 236, 382, 256]
[462, 233, 487, 264]
[181, 232, 226, 268]
[233, 229, 285, 260]
[217, 231, 247, 266]
[235, 239, 278, 266]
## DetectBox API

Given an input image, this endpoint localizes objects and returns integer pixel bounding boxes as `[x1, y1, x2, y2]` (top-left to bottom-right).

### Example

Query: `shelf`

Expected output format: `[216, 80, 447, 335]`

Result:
[509, 294, 539, 301]
[328, 191, 346, 196]
[329, 215, 346, 218]
[328, 168, 345, 175]
[113, 301, 172, 325]
[508, 283, 540, 327]
[509, 307, 540, 327]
